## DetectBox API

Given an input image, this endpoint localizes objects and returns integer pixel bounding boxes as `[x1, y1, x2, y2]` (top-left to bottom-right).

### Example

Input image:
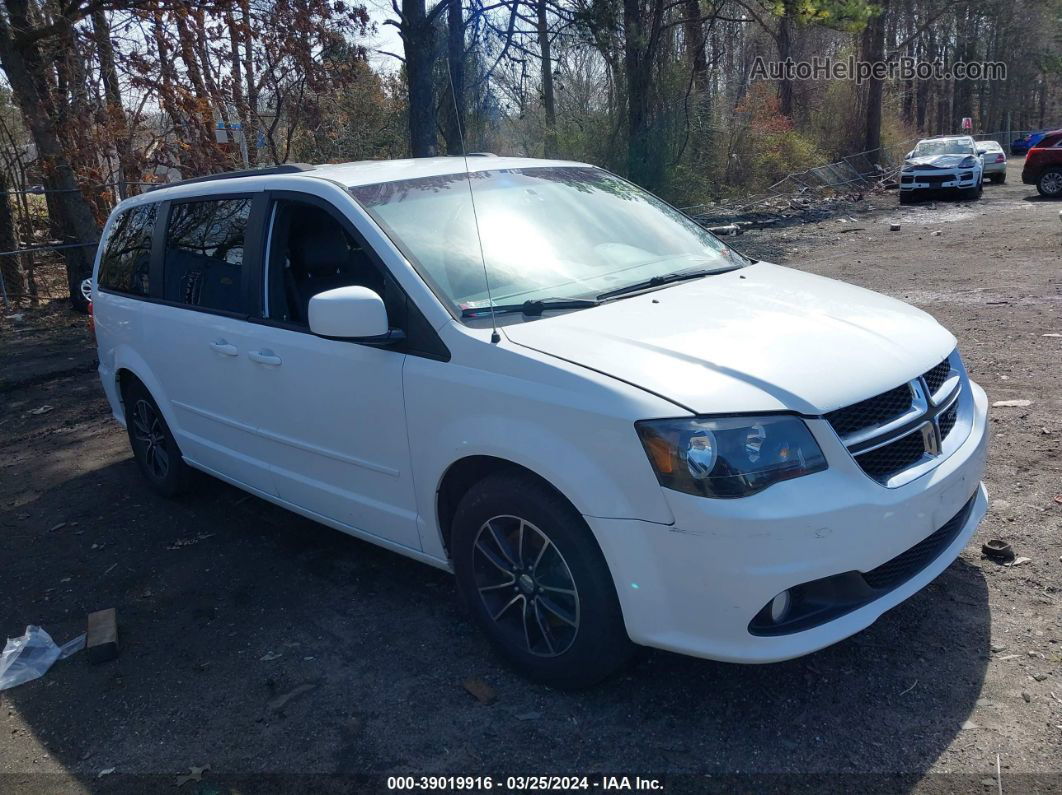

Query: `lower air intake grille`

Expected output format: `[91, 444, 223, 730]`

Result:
[854, 430, 926, 482]
[862, 496, 976, 591]
[825, 384, 913, 438]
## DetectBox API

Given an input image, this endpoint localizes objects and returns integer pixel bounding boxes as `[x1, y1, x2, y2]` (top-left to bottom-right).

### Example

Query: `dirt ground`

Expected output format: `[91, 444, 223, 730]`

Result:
[1, 160, 1060, 792]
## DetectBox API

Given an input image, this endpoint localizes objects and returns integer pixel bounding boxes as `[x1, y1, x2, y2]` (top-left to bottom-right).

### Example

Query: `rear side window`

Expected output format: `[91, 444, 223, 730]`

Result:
[164, 198, 253, 313]
[98, 204, 156, 296]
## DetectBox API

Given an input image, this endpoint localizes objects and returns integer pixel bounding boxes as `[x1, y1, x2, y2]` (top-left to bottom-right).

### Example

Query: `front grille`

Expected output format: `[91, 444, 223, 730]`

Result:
[938, 402, 958, 440]
[862, 495, 975, 590]
[825, 384, 913, 438]
[922, 359, 951, 394]
[824, 349, 963, 487]
[854, 429, 927, 482]
[920, 174, 950, 186]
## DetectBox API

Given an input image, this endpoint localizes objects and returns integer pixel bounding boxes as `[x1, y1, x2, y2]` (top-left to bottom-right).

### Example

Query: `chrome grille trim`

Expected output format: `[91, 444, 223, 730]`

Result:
[825, 350, 971, 488]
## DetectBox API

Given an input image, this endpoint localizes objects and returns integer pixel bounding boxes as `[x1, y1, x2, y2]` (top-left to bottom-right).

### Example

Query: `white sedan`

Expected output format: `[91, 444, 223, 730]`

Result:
[900, 136, 984, 203]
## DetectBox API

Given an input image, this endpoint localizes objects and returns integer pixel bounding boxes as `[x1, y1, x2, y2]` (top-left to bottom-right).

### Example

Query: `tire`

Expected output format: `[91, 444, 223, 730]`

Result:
[1037, 168, 1062, 198]
[451, 473, 635, 689]
[990, 173, 1005, 184]
[122, 379, 192, 497]
[959, 181, 982, 201]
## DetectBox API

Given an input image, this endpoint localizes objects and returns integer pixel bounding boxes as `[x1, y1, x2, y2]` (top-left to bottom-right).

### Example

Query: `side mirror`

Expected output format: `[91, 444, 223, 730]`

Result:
[308, 286, 390, 340]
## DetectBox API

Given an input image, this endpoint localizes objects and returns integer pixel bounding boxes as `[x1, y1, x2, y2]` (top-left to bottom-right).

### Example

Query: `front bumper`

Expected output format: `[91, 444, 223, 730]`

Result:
[899, 169, 980, 191]
[588, 380, 989, 663]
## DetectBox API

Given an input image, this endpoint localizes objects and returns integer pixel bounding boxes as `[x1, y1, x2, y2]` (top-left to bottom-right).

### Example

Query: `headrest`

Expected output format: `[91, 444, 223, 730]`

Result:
[290, 215, 349, 277]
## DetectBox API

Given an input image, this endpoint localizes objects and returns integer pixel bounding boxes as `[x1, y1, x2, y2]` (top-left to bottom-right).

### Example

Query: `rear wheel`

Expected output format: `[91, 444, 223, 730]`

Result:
[1037, 168, 1062, 198]
[451, 473, 634, 689]
[990, 173, 1005, 184]
[123, 379, 191, 497]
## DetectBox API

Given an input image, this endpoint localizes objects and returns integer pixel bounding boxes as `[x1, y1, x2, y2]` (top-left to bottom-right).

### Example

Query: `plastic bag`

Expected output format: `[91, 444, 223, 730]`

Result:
[0, 626, 85, 691]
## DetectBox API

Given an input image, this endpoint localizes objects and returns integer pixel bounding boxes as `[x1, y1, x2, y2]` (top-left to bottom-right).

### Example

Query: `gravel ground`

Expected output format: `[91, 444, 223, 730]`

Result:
[0, 160, 1059, 793]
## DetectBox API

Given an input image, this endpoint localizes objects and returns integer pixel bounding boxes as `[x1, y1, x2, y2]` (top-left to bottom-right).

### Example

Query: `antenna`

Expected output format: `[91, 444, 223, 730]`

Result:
[445, 50, 500, 344]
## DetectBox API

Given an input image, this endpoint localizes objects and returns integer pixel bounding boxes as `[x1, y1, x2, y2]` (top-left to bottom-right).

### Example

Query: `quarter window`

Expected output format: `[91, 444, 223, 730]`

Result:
[98, 204, 156, 295]
[164, 198, 253, 313]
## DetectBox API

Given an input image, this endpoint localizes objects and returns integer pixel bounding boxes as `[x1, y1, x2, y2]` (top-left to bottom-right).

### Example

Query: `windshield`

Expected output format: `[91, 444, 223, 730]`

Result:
[350, 166, 740, 315]
[913, 140, 975, 157]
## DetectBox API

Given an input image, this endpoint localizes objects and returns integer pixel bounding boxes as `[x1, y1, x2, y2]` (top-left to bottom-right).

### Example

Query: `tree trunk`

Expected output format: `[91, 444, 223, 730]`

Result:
[239, 0, 259, 165]
[0, 1, 98, 311]
[776, 0, 795, 117]
[91, 10, 135, 199]
[401, 0, 438, 157]
[536, 0, 558, 158]
[0, 169, 23, 301]
[862, 0, 889, 161]
[624, 0, 664, 189]
[683, 0, 710, 155]
[442, 0, 465, 155]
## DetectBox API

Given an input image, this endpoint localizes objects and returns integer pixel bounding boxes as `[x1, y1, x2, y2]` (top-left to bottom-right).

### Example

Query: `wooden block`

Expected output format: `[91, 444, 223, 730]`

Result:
[86, 608, 118, 663]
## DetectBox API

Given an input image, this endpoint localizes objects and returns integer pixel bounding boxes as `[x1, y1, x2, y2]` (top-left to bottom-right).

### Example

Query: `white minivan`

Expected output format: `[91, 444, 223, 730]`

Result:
[92, 158, 989, 688]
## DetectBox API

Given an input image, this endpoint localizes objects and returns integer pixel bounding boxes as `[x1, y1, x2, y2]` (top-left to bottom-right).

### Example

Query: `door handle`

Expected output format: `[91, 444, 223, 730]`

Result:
[249, 349, 282, 367]
[209, 340, 238, 357]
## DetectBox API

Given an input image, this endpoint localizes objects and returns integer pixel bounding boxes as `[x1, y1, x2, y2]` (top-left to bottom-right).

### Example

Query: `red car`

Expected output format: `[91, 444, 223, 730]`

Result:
[1021, 128, 1062, 197]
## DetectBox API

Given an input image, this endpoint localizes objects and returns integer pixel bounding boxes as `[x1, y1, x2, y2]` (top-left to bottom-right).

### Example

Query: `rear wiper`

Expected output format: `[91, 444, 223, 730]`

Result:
[460, 297, 600, 318]
[596, 265, 739, 301]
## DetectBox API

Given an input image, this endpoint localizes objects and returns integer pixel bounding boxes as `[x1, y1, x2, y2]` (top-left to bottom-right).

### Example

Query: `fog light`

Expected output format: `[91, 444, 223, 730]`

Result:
[769, 591, 791, 623]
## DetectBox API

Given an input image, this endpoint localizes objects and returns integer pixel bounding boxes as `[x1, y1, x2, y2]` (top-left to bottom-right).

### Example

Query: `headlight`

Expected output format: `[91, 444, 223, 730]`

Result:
[960, 156, 977, 168]
[636, 415, 827, 498]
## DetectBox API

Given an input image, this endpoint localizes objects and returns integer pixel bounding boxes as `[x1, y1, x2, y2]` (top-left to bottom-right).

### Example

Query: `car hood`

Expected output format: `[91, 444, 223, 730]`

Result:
[906, 154, 975, 169]
[503, 262, 956, 415]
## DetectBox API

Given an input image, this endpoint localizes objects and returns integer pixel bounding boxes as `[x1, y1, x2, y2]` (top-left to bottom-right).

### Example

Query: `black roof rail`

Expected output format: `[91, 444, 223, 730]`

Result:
[147, 163, 315, 191]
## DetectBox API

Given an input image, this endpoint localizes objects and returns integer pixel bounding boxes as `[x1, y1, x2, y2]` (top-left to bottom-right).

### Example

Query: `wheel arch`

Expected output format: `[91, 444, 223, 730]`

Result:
[436, 455, 583, 559]
[110, 347, 180, 434]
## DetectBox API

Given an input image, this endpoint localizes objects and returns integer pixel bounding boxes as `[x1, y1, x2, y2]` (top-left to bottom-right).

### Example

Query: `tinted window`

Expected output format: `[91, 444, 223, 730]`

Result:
[98, 204, 156, 295]
[164, 198, 252, 313]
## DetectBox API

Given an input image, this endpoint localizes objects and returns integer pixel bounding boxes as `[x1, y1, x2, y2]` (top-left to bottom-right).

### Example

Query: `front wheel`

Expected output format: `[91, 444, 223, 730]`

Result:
[452, 474, 634, 689]
[1037, 168, 1062, 198]
[990, 173, 1006, 184]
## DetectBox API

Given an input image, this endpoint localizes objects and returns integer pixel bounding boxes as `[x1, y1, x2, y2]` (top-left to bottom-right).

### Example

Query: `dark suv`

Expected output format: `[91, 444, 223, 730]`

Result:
[1021, 128, 1062, 197]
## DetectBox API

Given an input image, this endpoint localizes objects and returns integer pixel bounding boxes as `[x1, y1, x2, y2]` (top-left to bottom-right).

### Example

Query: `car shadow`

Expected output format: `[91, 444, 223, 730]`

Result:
[1, 458, 990, 787]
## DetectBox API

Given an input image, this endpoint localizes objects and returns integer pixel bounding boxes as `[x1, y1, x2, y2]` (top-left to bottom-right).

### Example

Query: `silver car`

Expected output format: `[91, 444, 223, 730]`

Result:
[976, 140, 1008, 184]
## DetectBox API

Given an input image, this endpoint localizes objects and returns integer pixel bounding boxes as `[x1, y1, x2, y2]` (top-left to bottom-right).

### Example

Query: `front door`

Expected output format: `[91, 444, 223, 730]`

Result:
[244, 195, 420, 549]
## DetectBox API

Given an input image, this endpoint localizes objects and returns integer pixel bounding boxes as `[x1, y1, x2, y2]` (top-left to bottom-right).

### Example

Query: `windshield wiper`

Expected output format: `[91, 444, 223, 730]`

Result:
[596, 265, 740, 301]
[460, 297, 600, 318]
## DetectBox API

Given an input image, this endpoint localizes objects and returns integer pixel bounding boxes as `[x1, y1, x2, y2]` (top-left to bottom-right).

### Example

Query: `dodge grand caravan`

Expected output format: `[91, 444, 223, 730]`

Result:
[91, 158, 989, 688]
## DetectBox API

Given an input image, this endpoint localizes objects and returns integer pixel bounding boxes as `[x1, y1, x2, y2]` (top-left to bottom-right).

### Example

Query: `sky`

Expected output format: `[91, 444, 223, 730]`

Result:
[364, 0, 404, 74]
